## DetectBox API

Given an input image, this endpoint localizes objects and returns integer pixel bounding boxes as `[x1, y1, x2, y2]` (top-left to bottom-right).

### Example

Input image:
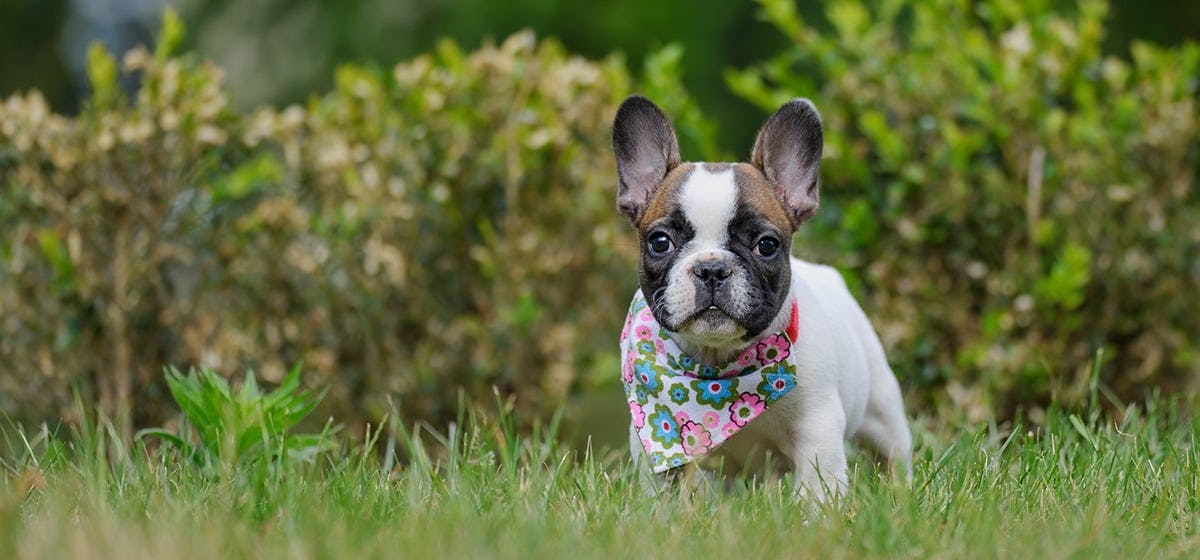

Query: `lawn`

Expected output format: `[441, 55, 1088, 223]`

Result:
[1, 372, 1197, 559]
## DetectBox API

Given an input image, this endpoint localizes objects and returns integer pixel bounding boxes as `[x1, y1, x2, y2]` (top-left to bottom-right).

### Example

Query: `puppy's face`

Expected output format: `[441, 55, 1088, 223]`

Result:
[612, 96, 823, 350]
[634, 163, 793, 344]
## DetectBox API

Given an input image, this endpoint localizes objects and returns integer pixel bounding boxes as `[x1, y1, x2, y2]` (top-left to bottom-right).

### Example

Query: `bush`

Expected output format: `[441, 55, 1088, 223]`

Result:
[730, 0, 1200, 419]
[0, 12, 716, 432]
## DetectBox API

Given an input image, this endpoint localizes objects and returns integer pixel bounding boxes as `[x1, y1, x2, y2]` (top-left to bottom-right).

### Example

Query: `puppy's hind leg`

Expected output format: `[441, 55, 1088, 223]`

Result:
[855, 364, 913, 481]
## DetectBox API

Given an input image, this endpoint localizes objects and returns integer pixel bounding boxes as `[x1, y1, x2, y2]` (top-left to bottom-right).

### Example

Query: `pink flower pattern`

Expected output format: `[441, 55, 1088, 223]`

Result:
[721, 422, 738, 438]
[755, 334, 791, 364]
[679, 421, 713, 456]
[736, 347, 757, 368]
[729, 393, 767, 427]
[629, 401, 645, 429]
[622, 353, 635, 384]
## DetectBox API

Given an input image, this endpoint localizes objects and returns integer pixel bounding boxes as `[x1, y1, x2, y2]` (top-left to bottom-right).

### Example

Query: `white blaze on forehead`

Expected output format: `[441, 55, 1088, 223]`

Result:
[678, 167, 738, 250]
[659, 166, 751, 340]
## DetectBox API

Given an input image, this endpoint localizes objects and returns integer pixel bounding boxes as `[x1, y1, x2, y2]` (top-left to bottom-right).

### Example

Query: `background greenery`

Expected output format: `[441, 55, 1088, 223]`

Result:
[3, 0, 1198, 156]
[1, 0, 1198, 446]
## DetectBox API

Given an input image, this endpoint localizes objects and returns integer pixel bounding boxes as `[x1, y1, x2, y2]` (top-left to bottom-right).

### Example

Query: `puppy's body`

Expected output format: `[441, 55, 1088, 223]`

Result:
[613, 96, 911, 499]
[628, 257, 911, 495]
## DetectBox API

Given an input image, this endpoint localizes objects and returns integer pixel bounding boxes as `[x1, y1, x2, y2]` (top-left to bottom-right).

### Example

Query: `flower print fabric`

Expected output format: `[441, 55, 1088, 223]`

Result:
[728, 393, 766, 427]
[668, 383, 689, 404]
[648, 405, 681, 446]
[757, 365, 797, 403]
[620, 289, 799, 474]
[679, 421, 713, 456]
[628, 400, 645, 428]
[756, 334, 791, 364]
[692, 378, 737, 408]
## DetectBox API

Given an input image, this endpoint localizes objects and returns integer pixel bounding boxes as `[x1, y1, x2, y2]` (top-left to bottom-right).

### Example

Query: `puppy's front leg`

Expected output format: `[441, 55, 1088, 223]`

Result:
[788, 400, 850, 501]
[629, 424, 665, 493]
[629, 425, 720, 495]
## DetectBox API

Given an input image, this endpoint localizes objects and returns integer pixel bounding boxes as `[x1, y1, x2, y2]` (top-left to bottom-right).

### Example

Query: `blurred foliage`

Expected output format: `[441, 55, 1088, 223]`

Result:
[2, 0, 1199, 431]
[177, 0, 784, 158]
[0, 0, 791, 157]
[731, 0, 1200, 420]
[0, 13, 715, 431]
[3, 0, 1198, 157]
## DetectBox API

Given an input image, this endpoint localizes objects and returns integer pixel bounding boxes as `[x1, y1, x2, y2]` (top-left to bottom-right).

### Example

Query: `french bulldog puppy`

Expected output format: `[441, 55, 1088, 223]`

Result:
[613, 95, 911, 500]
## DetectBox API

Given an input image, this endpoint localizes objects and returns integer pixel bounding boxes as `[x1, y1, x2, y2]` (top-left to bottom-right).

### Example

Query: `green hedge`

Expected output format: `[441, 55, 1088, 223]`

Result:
[730, 0, 1200, 419]
[3, 1, 1197, 429]
[0, 15, 716, 430]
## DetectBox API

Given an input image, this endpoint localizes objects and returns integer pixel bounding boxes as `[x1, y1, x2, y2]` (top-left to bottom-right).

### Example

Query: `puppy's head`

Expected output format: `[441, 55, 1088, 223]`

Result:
[612, 96, 823, 352]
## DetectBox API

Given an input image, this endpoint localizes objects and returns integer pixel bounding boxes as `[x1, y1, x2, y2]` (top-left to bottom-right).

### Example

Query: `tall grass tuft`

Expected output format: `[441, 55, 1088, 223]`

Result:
[136, 364, 336, 472]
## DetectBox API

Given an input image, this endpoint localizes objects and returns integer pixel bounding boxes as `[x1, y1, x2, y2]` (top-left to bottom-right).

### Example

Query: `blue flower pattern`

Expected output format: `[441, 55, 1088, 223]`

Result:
[649, 405, 680, 445]
[758, 364, 797, 403]
[691, 378, 737, 408]
[634, 359, 663, 396]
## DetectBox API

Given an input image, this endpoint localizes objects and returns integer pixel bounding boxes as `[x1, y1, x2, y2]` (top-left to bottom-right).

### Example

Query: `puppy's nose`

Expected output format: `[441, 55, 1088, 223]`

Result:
[693, 260, 733, 284]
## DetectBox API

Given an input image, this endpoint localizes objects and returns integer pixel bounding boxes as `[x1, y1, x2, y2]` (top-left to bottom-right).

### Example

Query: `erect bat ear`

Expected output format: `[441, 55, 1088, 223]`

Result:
[751, 98, 824, 228]
[612, 95, 681, 225]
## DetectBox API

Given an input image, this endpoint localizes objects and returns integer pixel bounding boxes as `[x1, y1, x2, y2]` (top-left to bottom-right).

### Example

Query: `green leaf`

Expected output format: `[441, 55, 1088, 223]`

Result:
[755, 0, 806, 41]
[135, 428, 195, 459]
[86, 42, 119, 108]
[155, 7, 185, 61]
[36, 229, 76, 295]
[827, 0, 870, 40]
[1068, 414, 1098, 451]
[1034, 242, 1092, 312]
[210, 154, 282, 203]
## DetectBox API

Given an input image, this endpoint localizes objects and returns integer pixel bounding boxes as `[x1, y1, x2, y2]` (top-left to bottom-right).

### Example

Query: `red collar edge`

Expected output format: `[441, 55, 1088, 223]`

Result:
[786, 300, 799, 342]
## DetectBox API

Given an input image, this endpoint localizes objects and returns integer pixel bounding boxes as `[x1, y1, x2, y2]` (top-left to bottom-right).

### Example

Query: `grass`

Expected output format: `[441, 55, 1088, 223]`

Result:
[1, 388, 1198, 558]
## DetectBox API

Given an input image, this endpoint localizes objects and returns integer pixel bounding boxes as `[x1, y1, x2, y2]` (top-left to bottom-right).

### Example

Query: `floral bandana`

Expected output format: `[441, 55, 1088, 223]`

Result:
[620, 289, 800, 473]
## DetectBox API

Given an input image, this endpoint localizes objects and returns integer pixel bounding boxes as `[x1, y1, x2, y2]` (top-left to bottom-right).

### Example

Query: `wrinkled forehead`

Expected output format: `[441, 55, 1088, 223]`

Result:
[637, 162, 792, 234]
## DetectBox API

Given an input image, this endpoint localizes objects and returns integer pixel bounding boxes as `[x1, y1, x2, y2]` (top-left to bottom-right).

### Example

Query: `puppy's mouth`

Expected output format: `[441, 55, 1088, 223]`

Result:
[693, 305, 729, 321]
[679, 304, 746, 340]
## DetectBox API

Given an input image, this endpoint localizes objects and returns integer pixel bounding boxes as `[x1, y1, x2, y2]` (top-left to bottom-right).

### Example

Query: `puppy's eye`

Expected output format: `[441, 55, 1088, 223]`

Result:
[754, 236, 780, 258]
[647, 232, 674, 255]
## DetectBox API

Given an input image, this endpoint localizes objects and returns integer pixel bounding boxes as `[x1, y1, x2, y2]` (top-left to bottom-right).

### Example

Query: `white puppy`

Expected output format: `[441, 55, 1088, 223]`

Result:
[612, 96, 911, 500]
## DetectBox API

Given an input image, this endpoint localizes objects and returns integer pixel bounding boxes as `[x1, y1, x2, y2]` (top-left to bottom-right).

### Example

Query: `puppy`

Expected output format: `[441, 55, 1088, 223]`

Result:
[613, 95, 911, 500]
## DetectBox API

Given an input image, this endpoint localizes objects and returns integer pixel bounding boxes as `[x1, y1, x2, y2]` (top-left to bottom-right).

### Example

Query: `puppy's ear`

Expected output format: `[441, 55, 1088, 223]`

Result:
[751, 98, 824, 227]
[612, 95, 681, 225]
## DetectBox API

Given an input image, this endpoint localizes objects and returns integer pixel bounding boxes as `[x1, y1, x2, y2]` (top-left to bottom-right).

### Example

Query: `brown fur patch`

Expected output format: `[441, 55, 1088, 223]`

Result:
[638, 162, 793, 234]
[732, 163, 793, 233]
[636, 162, 697, 231]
